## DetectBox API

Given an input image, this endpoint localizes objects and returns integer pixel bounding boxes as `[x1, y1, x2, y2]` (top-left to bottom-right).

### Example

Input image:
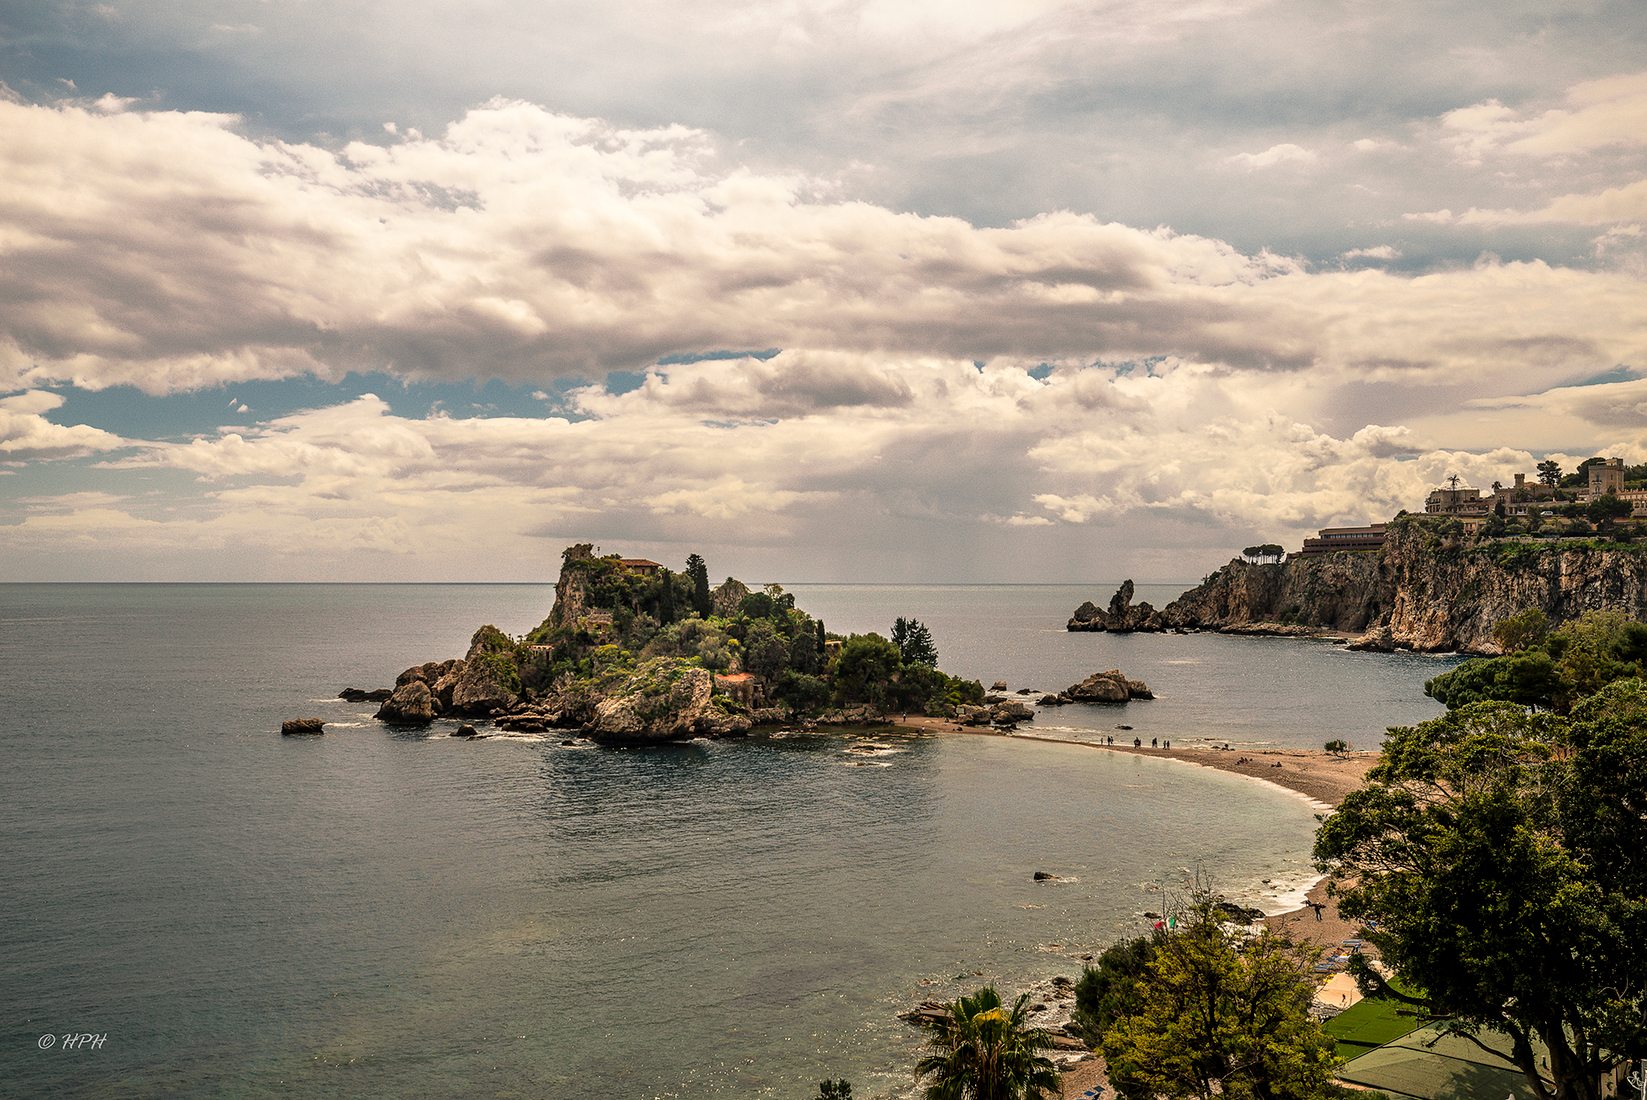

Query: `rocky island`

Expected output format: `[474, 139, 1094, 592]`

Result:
[360, 544, 987, 741]
[1070, 513, 1647, 654]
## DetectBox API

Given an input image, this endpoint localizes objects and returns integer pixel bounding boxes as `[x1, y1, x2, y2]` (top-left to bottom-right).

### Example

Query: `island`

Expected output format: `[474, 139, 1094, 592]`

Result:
[1069, 455, 1647, 654]
[362, 544, 987, 740]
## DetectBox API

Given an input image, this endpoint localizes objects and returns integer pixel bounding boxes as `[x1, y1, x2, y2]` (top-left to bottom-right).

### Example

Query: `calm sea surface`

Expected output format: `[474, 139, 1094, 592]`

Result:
[0, 583, 1455, 1098]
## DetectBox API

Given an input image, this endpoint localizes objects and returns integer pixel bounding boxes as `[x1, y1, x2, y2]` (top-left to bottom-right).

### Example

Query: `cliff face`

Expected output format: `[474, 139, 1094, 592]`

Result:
[1095, 520, 1647, 654]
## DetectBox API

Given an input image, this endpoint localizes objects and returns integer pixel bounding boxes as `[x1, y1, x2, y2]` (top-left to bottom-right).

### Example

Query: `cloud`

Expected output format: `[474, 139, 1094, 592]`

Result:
[0, 390, 126, 462]
[1341, 245, 1400, 262]
[1440, 179, 1647, 227]
[1441, 71, 1647, 162]
[1223, 143, 1317, 170]
[4, 97, 1645, 407]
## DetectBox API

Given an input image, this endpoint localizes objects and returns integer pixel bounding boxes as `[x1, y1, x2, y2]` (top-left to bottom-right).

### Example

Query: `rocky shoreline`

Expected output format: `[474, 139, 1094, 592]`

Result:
[1069, 515, 1647, 653]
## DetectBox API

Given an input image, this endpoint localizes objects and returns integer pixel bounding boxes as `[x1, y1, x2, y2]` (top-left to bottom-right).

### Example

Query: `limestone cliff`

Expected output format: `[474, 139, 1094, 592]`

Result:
[1072, 519, 1647, 654]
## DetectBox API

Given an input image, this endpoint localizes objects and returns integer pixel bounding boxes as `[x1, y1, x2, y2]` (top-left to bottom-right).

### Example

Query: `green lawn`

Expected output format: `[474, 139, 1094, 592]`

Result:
[1325, 991, 1424, 1060]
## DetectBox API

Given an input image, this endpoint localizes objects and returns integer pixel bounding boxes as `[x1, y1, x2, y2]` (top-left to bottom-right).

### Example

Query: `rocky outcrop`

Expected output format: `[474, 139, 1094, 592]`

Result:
[338, 687, 391, 703]
[281, 717, 325, 735]
[1070, 519, 1647, 654]
[375, 680, 436, 725]
[1060, 669, 1153, 704]
[710, 577, 750, 618]
[958, 698, 1037, 726]
[585, 657, 752, 741]
[1067, 580, 1166, 632]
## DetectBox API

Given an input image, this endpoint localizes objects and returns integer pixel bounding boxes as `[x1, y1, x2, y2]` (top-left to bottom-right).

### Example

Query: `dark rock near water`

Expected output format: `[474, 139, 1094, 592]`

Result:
[1033, 870, 1058, 881]
[1064, 669, 1152, 704]
[281, 717, 325, 735]
[338, 687, 391, 703]
[1067, 579, 1165, 633]
[452, 724, 480, 738]
[375, 680, 436, 725]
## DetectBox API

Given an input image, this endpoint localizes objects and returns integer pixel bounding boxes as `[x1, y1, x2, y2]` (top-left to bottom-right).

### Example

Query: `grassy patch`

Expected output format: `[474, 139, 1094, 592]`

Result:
[1326, 989, 1424, 1060]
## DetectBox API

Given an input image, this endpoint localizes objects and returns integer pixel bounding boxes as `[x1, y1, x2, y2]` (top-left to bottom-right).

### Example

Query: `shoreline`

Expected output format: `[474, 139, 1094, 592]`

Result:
[885, 714, 1374, 810]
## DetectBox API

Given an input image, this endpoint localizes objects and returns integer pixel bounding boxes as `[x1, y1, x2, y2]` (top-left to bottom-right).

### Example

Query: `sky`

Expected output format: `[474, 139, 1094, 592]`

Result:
[1, 1, 1645, 583]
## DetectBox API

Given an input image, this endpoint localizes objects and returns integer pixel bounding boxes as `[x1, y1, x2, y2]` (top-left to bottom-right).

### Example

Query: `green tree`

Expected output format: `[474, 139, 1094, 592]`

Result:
[891, 616, 939, 666]
[833, 633, 902, 707]
[743, 620, 790, 682]
[912, 986, 1061, 1100]
[1072, 934, 1157, 1047]
[658, 567, 678, 625]
[1425, 649, 1561, 711]
[1314, 692, 1647, 1100]
[816, 1080, 852, 1099]
[1537, 458, 1563, 487]
[816, 619, 827, 657]
[1099, 891, 1339, 1100]
[1586, 493, 1632, 532]
[1492, 607, 1550, 653]
[1324, 738, 1348, 755]
[685, 553, 711, 617]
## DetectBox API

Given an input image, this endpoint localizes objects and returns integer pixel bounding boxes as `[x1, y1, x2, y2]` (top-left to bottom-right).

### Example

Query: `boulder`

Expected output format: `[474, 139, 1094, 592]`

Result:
[452, 724, 480, 738]
[375, 680, 436, 725]
[338, 687, 391, 703]
[990, 680, 1009, 691]
[450, 656, 518, 716]
[281, 717, 325, 736]
[1037, 694, 1067, 706]
[1064, 669, 1152, 704]
[1033, 870, 1058, 881]
[992, 699, 1035, 723]
[586, 657, 752, 741]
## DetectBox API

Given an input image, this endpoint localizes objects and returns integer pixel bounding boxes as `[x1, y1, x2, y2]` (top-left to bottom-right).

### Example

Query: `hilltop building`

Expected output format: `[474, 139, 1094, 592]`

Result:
[616, 558, 663, 575]
[1580, 457, 1625, 501]
[1299, 524, 1387, 555]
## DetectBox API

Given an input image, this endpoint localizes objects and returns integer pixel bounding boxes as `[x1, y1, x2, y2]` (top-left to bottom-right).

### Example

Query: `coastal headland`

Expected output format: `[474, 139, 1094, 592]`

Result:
[1069, 511, 1647, 654]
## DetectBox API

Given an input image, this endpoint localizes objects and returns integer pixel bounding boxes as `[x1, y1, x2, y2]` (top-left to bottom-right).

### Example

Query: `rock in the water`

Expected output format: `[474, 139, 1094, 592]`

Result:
[1064, 669, 1151, 704]
[1067, 579, 1166, 633]
[1033, 870, 1058, 881]
[338, 687, 391, 703]
[375, 680, 436, 725]
[452, 724, 480, 738]
[990, 680, 1009, 690]
[281, 717, 325, 736]
[1037, 694, 1065, 706]
[993, 699, 1035, 723]
[586, 657, 752, 741]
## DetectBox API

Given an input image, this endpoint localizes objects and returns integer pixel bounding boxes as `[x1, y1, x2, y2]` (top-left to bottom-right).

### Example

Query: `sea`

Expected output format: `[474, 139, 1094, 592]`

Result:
[0, 582, 1457, 1098]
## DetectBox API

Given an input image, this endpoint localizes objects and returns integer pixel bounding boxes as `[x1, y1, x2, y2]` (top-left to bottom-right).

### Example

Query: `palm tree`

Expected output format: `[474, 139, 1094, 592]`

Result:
[914, 986, 1063, 1100]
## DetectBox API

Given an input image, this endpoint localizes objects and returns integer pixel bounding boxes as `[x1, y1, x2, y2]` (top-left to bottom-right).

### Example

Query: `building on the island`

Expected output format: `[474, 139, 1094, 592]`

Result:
[1622, 488, 1647, 517]
[617, 558, 663, 575]
[1298, 524, 1387, 555]
[713, 671, 762, 708]
[1580, 457, 1626, 502]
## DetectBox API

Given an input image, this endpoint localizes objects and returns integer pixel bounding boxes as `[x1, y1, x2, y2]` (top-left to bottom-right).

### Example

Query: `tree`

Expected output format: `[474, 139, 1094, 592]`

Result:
[1314, 692, 1647, 1100]
[1072, 934, 1158, 1047]
[833, 633, 902, 707]
[816, 619, 827, 657]
[1098, 890, 1339, 1100]
[1492, 607, 1550, 653]
[685, 553, 711, 617]
[1324, 738, 1348, 755]
[743, 620, 789, 682]
[912, 986, 1061, 1100]
[657, 567, 677, 625]
[891, 616, 939, 666]
[1587, 493, 1632, 532]
[1537, 459, 1563, 487]
[816, 1080, 852, 1099]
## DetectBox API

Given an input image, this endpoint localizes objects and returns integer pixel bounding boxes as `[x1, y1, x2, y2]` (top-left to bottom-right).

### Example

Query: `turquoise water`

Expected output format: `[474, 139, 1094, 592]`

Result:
[0, 583, 1450, 1097]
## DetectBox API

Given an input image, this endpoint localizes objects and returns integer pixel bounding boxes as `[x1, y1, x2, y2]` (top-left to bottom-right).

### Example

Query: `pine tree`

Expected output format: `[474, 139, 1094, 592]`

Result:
[891, 616, 938, 666]
[685, 553, 710, 617]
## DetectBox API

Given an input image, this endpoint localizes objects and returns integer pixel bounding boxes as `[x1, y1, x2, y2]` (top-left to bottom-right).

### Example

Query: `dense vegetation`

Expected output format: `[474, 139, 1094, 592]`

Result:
[1321, 611, 1647, 1100]
[1073, 892, 1340, 1100]
[500, 545, 983, 718]
[1424, 609, 1647, 713]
